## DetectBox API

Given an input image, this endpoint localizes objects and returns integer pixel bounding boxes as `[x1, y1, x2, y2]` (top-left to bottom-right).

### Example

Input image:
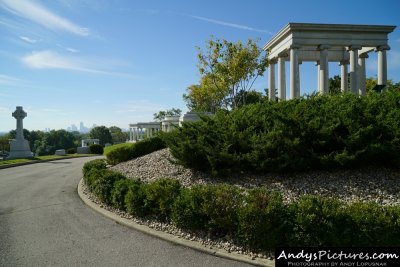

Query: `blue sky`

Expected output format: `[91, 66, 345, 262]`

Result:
[1, 0, 399, 132]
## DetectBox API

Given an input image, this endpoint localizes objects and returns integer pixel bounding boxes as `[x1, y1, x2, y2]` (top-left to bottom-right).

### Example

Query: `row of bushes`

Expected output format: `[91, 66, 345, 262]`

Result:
[83, 159, 400, 249]
[105, 137, 166, 165]
[164, 91, 400, 175]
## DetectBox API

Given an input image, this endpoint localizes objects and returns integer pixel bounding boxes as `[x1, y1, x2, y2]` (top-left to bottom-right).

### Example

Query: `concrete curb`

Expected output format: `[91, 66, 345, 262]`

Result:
[77, 179, 274, 267]
[0, 155, 96, 170]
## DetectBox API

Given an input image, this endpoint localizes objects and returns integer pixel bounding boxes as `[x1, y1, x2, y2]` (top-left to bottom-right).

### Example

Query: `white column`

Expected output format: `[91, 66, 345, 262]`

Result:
[319, 45, 330, 94]
[316, 61, 321, 93]
[268, 59, 276, 101]
[129, 127, 133, 141]
[339, 60, 349, 93]
[349, 46, 361, 95]
[290, 45, 300, 99]
[278, 55, 286, 101]
[376, 45, 389, 86]
[358, 53, 368, 96]
[296, 61, 301, 98]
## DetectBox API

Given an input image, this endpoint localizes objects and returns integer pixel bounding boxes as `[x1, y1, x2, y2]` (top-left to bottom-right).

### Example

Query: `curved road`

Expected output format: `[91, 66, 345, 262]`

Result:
[0, 157, 252, 267]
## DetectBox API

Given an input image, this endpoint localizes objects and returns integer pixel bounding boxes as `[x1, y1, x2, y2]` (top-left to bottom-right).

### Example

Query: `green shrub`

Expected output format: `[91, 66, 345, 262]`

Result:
[106, 145, 132, 165]
[67, 147, 76, 154]
[289, 195, 353, 246]
[144, 178, 181, 220]
[130, 136, 166, 159]
[165, 91, 400, 175]
[92, 170, 126, 204]
[125, 180, 148, 217]
[106, 137, 166, 165]
[237, 188, 289, 250]
[347, 202, 400, 246]
[84, 168, 105, 191]
[171, 185, 211, 231]
[111, 179, 137, 211]
[90, 144, 104, 155]
[201, 184, 243, 235]
[82, 159, 107, 181]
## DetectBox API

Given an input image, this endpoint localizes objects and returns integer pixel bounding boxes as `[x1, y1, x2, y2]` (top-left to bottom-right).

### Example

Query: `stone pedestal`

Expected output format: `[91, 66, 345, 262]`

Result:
[8, 139, 33, 158]
[8, 106, 33, 159]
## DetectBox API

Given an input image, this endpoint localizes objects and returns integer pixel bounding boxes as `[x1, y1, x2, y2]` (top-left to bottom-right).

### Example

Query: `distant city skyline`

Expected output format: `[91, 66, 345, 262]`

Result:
[0, 0, 399, 132]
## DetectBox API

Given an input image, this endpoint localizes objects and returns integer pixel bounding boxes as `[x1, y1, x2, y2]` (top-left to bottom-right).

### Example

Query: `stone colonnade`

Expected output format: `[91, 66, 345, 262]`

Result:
[264, 23, 395, 100]
[129, 122, 161, 142]
[128, 112, 211, 142]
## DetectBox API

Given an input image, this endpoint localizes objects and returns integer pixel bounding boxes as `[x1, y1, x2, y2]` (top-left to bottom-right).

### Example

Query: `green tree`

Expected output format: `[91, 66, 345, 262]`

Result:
[109, 126, 129, 143]
[153, 108, 182, 122]
[183, 74, 228, 112]
[234, 90, 264, 108]
[196, 36, 269, 109]
[328, 75, 342, 95]
[90, 126, 112, 146]
[0, 135, 10, 153]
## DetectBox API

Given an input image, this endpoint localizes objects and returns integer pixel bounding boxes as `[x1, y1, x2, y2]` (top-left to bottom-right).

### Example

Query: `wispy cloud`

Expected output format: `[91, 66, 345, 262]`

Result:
[57, 44, 79, 53]
[0, 74, 22, 85]
[0, 0, 89, 36]
[183, 14, 272, 34]
[22, 50, 133, 77]
[19, 36, 38, 44]
[115, 100, 165, 115]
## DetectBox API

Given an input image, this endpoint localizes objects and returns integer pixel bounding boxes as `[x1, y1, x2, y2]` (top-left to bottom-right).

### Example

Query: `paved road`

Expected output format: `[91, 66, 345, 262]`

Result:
[0, 157, 252, 267]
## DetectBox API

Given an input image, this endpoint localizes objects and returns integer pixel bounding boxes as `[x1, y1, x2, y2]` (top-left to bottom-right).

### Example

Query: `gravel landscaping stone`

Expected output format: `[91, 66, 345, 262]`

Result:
[111, 148, 400, 206]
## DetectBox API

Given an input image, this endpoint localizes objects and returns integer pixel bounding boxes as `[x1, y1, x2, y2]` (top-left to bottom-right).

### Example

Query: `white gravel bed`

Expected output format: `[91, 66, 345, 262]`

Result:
[111, 148, 400, 206]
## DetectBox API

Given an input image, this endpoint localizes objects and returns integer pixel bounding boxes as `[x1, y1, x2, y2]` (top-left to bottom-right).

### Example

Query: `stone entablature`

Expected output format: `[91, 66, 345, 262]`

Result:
[264, 23, 396, 100]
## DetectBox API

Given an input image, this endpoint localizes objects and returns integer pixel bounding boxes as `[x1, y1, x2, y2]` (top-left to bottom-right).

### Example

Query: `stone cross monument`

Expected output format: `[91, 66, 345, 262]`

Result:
[8, 106, 33, 159]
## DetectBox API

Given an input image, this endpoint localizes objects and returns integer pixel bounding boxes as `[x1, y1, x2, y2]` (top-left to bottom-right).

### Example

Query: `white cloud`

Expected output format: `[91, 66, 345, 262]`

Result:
[0, 0, 89, 36]
[115, 101, 165, 115]
[22, 50, 133, 77]
[19, 36, 37, 44]
[184, 14, 272, 34]
[57, 44, 78, 53]
[0, 74, 22, 85]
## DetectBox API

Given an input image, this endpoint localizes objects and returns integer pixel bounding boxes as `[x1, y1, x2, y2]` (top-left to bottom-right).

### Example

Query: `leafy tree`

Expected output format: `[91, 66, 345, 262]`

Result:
[328, 75, 342, 95]
[109, 126, 129, 143]
[45, 129, 76, 153]
[0, 135, 10, 152]
[196, 36, 269, 109]
[153, 108, 182, 122]
[90, 126, 112, 146]
[183, 74, 228, 112]
[234, 90, 264, 108]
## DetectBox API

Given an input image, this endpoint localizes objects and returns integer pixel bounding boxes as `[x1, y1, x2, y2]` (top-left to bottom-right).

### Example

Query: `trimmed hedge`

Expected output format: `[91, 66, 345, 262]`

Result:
[90, 144, 104, 155]
[164, 91, 400, 175]
[106, 137, 166, 165]
[82, 160, 400, 251]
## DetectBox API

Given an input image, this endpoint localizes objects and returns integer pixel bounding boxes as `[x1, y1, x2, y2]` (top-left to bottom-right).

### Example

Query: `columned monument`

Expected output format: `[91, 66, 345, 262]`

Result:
[8, 106, 33, 159]
[264, 23, 396, 100]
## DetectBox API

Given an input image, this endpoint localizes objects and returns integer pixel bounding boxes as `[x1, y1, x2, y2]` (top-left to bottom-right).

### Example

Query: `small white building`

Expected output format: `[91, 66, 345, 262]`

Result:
[81, 139, 100, 147]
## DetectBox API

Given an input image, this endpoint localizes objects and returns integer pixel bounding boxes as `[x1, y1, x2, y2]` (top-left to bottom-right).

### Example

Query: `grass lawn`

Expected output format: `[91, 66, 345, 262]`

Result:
[0, 154, 94, 166]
